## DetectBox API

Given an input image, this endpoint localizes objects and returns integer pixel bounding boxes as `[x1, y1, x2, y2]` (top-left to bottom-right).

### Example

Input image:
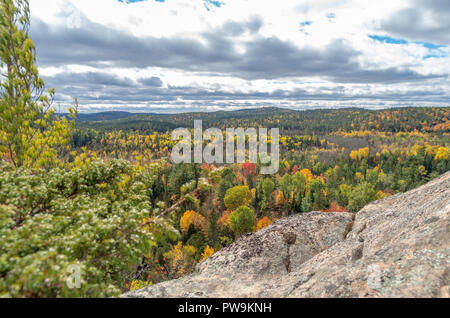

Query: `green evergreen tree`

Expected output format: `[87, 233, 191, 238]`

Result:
[229, 205, 256, 237]
[206, 208, 219, 246]
[0, 0, 76, 169]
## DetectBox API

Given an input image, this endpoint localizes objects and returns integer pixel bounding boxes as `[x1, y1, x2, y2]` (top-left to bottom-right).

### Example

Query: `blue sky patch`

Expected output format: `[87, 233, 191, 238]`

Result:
[418, 42, 446, 50]
[369, 35, 408, 45]
[424, 51, 448, 59]
[204, 0, 225, 11]
[118, 0, 163, 3]
[118, 0, 146, 3]
[205, 0, 224, 8]
[369, 34, 448, 59]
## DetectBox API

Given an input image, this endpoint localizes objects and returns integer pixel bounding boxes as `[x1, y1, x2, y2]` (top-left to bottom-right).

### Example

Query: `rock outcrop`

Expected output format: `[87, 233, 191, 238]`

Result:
[124, 172, 450, 298]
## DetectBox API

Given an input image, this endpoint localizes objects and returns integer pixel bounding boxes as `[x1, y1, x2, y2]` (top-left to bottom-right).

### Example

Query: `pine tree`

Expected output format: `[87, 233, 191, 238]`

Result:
[206, 208, 219, 247]
[0, 0, 76, 168]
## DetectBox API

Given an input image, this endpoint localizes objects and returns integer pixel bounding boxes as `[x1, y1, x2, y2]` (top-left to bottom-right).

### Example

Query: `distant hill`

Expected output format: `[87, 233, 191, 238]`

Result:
[72, 106, 450, 134]
[71, 111, 149, 122]
[73, 107, 290, 122]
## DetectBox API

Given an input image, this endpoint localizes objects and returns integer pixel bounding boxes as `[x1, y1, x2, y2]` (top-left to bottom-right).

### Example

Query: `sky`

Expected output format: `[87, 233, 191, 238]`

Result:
[29, 0, 450, 113]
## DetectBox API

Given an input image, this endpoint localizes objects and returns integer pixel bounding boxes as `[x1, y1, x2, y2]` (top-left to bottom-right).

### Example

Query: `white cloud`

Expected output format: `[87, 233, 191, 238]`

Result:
[29, 0, 449, 112]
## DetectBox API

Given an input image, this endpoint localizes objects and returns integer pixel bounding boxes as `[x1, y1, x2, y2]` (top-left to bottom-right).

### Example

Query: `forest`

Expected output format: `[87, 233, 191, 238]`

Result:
[0, 0, 449, 298]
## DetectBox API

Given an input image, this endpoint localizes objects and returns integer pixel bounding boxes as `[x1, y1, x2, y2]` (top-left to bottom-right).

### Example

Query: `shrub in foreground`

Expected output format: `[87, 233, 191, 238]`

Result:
[0, 160, 153, 297]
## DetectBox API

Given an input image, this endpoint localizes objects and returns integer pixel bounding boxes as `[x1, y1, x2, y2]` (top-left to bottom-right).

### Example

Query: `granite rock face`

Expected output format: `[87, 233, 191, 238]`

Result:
[124, 172, 450, 298]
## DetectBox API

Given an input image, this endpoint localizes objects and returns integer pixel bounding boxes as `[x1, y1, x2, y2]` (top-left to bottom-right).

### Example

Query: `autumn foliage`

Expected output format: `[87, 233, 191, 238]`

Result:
[180, 210, 207, 235]
[200, 245, 215, 262]
[256, 216, 273, 230]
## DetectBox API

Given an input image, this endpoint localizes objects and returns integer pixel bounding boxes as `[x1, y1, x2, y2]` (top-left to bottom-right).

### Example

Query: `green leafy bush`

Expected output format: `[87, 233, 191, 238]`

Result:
[348, 181, 377, 212]
[224, 186, 251, 210]
[0, 160, 154, 297]
[229, 206, 256, 237]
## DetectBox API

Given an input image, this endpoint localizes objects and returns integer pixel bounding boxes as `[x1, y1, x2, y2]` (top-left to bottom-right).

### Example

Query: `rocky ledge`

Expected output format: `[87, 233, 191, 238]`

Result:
[124, 172, 450, 298]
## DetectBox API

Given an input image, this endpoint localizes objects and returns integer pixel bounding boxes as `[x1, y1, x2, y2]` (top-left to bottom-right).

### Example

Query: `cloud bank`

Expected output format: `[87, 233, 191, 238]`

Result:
[30, 0, 450, 112]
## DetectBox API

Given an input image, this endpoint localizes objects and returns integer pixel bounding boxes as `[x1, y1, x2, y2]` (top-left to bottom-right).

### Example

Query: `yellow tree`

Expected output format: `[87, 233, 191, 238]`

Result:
[180, 210, 207, 234]
[358, 147, 370, 160]
[224, 185, 252, 210]
[300, 168, 313, 183]
[200, 245, 215, 262]
[256, 216, 272, 230]
[435, 147, 449, 161]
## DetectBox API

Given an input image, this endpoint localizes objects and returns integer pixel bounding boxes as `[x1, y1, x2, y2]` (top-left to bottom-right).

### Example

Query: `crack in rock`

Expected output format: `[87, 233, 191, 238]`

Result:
[283, 232, 297, 273]
[343, 213, 357, 240]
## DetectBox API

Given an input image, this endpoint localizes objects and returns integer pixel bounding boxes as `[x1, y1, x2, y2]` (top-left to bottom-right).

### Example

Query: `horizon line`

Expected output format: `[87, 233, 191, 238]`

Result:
[59, 105, 450, 115]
